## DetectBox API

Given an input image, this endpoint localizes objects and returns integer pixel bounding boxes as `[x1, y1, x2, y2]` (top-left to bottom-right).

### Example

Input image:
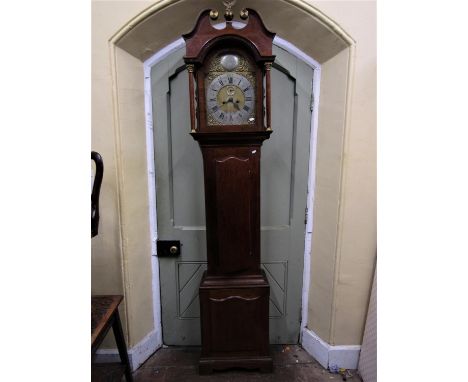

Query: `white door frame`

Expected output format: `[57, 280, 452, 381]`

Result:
[143, 28, 321, 347]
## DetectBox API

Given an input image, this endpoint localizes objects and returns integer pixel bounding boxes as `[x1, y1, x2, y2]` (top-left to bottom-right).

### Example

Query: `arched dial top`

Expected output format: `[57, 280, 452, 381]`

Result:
[206, 73, 255, 125]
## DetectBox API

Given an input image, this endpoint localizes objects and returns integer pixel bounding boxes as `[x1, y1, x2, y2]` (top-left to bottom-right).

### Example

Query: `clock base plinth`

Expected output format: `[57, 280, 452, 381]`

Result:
[199, 270, 272, 374]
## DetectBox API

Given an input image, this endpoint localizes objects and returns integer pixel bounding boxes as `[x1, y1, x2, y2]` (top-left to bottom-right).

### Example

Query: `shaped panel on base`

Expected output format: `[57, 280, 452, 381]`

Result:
[199, 270, 273, 374]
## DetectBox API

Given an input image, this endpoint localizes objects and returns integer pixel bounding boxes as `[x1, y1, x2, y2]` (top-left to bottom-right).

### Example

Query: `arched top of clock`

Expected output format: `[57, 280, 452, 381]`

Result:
[183, 8, 275, 64]
[197, 35, 265, 66]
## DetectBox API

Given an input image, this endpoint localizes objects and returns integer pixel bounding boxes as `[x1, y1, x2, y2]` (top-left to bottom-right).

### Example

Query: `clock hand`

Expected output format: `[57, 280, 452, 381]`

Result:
[222, 97, 234, 104]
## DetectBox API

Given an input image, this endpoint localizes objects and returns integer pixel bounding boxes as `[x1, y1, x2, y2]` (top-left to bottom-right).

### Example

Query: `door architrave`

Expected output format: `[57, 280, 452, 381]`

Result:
[143, 29, 322, 346]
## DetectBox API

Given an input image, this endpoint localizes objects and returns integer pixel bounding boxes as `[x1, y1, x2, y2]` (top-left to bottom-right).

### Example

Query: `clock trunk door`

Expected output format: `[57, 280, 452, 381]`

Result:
[153, 44, 313, 345]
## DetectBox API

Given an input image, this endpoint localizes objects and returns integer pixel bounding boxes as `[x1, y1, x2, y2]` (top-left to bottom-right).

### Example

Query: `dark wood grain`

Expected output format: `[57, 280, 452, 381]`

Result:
[91, 295, 133, 381]
[183, 8, 275, 374]
[201, 145, 261, 276]
[194, 132, 273, 374]
[183, 9, 275, 63]
[199, 271, 271, 374]
[91, 295, 122, 350]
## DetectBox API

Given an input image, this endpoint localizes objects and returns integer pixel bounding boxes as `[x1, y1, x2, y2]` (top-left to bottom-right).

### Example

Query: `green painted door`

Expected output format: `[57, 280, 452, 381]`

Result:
[152, 44, 313, 345]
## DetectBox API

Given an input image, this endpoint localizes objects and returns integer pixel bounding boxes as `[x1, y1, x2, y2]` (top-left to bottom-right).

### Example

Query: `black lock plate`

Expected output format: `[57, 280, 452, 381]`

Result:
[157, 240, 181, 257]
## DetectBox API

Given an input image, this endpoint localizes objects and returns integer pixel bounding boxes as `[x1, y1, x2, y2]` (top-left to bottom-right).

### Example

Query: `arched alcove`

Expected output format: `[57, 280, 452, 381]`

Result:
[92, 0, 373, 370]
[112, 0, 352, 63]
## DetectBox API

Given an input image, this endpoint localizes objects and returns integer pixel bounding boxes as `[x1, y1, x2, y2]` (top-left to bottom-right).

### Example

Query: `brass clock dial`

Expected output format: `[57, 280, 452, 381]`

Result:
[206, 73, 255, 125]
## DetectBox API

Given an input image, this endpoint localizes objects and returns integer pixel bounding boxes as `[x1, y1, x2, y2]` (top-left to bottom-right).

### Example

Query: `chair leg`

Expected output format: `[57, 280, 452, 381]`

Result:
[112, 311, 134, 382]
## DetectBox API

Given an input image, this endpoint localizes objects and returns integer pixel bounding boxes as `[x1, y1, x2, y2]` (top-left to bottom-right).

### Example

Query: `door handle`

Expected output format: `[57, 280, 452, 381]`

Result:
[157, 240, 181, 257]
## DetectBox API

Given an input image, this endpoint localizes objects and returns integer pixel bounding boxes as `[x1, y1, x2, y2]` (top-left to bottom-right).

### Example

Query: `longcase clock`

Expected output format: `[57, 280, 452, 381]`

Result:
[182, 4, 275, 374]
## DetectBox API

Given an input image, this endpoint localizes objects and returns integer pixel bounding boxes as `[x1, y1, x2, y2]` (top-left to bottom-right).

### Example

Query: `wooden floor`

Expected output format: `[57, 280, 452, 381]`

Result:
[124, 345, 361, 382]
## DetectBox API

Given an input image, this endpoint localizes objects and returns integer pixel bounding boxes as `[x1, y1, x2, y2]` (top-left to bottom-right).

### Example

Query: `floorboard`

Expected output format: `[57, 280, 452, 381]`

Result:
[129, 345, 361, 382]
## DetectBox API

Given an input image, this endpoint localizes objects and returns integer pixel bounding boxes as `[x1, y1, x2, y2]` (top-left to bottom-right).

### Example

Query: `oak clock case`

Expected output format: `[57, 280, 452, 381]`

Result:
[182, 8, 276, 374]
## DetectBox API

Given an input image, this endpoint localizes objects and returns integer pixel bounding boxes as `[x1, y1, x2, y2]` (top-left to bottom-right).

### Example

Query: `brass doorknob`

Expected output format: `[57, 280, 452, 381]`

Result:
[170, 245, 178, 254]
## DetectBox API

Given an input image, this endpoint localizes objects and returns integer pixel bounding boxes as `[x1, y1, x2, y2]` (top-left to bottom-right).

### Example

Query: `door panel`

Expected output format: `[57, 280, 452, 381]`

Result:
[168, 68, 205, 229]
[261, 65, 295, 229]
[153, 44, 313, 345]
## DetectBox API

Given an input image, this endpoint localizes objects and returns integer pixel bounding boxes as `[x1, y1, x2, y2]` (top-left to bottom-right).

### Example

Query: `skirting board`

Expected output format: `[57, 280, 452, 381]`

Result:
[94, 329, 161, 371]
[301, 328, 361, 370]
[96, 327, 359, 371]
